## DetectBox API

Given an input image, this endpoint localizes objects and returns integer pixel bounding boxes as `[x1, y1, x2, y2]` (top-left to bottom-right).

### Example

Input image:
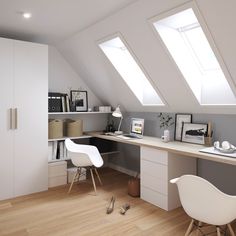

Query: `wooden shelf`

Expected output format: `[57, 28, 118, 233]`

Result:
[48, 135, 92, 142]
[48, 111, 112, 115]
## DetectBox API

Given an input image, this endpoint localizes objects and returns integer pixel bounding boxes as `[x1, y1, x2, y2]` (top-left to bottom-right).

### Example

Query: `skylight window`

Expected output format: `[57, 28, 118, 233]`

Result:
[153, 7, 236, 105]
[99, 36, 164, 105]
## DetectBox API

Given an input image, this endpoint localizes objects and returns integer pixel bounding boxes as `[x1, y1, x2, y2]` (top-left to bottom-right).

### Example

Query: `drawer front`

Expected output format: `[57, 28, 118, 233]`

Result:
[141, 186, 168, 210]
[141, 146, 168, 165]
[141, 159, 167, 181]
[48, 162, 67, 177]
[48, 175, 67, 188]
[141, 174, 168, 195]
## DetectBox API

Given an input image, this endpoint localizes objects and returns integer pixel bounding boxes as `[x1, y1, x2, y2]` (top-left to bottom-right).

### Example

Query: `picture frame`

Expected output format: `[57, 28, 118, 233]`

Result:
[181, 123, 208, 145]
[70, 90, 88, 112]
[174, 114, 192, 141]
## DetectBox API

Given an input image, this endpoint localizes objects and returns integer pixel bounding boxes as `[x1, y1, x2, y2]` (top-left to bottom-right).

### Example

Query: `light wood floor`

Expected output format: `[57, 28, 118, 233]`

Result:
[0, 168, 234, 236]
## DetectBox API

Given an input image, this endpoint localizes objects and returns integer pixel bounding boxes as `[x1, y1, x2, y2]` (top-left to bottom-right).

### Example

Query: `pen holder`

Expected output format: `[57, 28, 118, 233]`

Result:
[204, 136, 212, 147]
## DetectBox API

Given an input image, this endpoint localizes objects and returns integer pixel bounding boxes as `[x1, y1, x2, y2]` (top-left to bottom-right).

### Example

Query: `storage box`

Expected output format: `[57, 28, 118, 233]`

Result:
[48, 161, 67, 187]
[65, 119, 83, 137]
[48, 119, 63, 139]
[67, 167, 86, 183]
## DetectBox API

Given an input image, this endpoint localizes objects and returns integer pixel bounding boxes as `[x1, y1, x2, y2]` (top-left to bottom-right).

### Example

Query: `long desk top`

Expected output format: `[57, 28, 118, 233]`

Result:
[88, 132, 236, 166]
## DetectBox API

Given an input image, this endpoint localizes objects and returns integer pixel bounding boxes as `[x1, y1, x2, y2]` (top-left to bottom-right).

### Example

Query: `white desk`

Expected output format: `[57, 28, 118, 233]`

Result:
[89, 132, 236, 211]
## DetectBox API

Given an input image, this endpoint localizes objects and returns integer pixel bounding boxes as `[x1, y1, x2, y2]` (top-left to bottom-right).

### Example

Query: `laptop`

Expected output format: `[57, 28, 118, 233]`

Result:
[118, 118, 145, 139]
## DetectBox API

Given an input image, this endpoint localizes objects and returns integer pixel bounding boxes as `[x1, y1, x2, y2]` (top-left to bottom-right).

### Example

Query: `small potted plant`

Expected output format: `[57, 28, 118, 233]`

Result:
[158, 113, 174, 142]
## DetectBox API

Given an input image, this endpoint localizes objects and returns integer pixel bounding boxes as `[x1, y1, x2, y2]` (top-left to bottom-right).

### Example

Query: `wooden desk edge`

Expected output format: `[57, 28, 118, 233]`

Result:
[87, 132, 236, 166]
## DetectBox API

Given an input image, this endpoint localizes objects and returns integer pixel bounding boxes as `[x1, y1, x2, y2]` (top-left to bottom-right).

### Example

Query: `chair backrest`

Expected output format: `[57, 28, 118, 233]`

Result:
[171, 175, 236, 225]
[65, 139, 104, 168]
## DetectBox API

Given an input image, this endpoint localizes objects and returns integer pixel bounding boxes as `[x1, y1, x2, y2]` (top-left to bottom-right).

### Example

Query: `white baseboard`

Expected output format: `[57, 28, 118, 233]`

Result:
[108, 163, 138, 177]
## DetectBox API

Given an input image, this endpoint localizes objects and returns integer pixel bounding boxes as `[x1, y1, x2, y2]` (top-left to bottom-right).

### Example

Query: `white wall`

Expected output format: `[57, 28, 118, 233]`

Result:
[48, 46, 102, 109]
[58, 0, 236, 114]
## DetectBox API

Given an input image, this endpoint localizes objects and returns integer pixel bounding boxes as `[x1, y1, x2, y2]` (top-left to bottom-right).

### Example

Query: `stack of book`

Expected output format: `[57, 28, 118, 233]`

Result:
[48, 92, 70, 112]
[48, 141, 68, 161]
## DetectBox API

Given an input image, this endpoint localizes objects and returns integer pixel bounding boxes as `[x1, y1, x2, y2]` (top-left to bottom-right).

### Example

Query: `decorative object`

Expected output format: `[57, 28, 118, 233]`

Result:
[158, 113, 174, 142]
[112, 105, 123, 134]
[70, 90, 88, 112]
[174, 113, 192, 141]
[214, 141, 236, 153]
[181, 123, 208, 145]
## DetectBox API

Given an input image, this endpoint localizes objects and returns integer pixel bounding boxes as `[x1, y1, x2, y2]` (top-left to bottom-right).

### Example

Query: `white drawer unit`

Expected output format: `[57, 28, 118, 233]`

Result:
[141, 146, 196, 211]
[48, 161, 67, 188]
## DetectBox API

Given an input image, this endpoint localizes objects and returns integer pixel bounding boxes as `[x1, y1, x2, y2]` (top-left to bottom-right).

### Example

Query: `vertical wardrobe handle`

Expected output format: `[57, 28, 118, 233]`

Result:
[9, 108, 13, 129]
[14, 108, 18, 129]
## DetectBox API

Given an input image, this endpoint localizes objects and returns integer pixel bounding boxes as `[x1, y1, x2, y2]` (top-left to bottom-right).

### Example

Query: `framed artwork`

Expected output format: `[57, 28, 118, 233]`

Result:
[174, 114, 192, 141]
[70, 90, 88, 112]
[181, 123, 208, 145]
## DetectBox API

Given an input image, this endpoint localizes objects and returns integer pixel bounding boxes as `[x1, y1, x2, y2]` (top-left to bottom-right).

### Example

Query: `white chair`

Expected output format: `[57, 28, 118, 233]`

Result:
[65, 138, 104, 195]
[170, 175, 236, 236]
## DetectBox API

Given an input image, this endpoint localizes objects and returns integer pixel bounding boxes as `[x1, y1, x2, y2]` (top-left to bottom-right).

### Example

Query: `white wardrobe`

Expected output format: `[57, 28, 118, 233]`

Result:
[0, 37, 48, 200]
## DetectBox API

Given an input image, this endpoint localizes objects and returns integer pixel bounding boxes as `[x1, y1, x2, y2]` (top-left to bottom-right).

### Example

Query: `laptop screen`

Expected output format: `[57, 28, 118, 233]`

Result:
[130, 118, 144, 136]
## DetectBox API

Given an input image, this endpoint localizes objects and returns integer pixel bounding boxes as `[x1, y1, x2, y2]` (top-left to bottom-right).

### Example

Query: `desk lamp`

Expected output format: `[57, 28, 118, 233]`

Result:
[112, 105, 123, 135]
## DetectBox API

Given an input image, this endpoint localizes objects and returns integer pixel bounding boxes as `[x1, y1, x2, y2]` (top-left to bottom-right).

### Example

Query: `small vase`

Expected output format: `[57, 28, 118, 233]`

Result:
[161, 129, 170, 142]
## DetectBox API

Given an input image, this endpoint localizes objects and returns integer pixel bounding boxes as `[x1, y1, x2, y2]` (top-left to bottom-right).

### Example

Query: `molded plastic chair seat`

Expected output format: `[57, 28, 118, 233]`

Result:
[171, 175, 236, 236]
[65, 138, 104, 195]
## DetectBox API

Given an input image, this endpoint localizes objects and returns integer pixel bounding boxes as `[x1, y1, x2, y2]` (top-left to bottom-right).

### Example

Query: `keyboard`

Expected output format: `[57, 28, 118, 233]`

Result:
[104, 132, 118, 136]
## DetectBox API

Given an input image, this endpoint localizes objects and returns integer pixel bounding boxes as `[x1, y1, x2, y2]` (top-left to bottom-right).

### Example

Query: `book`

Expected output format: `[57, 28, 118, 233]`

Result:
[52, 141, 58, 160]
[65, 94, 70, 112]
[59, 141, 64, 159]
[61, 96, 66, 112]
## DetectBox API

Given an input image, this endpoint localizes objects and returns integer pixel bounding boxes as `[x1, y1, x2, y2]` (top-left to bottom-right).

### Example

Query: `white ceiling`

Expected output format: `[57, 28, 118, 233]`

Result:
[1, 0, 236, 114]
[0, 0, 137, 44]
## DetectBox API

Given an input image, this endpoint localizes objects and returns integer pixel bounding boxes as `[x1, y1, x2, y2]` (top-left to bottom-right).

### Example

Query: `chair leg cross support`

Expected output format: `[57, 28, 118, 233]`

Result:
[185, 219, 235, 236]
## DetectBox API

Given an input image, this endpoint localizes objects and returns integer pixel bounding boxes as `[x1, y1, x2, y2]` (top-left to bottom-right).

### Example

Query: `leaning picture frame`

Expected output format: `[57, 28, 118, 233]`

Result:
[70, 90, 88, 112]
[181, 123, 208, 145]
[174, 113, 192, 141]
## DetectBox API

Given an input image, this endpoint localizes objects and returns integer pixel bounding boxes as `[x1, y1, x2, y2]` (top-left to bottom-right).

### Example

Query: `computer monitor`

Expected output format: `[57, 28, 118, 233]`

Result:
[130, 118, 144, 138]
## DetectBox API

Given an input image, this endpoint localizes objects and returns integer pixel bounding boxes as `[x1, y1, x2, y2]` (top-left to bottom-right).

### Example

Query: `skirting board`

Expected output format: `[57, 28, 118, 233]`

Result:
[108, 163, 138, 177]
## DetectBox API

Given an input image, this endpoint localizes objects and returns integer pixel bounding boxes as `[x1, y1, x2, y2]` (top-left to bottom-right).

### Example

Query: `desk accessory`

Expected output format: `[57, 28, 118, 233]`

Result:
[214, 141, 236, 154]
[158, 113, 174, 142]
[181, 123, 208, 145]
[112, 105, 123, 135]
[174, 113, 192, 141]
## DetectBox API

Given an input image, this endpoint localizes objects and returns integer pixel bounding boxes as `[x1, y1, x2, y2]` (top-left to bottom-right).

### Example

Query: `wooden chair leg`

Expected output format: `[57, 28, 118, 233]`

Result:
[185, 219, 195, 236]
[196, 221, 202, 236]
[216, 226, 221, 236]
[68, 171, 78, 194]
[94, 168, 102, 185]
[90, 168, 97, 195]
[76, 167, 81, 184]
[227, 224, 236, 236]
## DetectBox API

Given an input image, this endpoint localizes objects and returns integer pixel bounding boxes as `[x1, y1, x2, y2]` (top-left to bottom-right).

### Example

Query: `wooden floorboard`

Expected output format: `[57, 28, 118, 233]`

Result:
[0, 168, 235, 236]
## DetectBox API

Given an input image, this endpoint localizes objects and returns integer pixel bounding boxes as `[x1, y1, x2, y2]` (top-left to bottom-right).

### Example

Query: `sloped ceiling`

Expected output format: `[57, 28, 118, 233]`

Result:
[0, 0, 137, 44]
[1, 0, 236, 114]
[58, 0, 236, 114]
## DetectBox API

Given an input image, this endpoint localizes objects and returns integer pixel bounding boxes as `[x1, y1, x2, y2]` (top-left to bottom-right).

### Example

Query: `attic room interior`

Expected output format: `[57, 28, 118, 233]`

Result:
[1, 0, 236, 235]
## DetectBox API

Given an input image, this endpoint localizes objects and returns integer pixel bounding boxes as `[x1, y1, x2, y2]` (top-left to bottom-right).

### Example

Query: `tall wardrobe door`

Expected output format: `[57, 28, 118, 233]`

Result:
[0, 38, 14, 200]
[13, 40, 48, 196]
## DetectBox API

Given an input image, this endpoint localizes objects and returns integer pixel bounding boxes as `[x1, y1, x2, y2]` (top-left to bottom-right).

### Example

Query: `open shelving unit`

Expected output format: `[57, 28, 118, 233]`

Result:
[48, 111, 112, 115]
[48, 135, 92, 142]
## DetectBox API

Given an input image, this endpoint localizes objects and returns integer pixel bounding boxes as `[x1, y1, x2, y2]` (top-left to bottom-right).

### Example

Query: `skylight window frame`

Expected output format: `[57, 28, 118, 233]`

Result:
[97, 32, 166, 106]
[149, 1, 236, 106]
